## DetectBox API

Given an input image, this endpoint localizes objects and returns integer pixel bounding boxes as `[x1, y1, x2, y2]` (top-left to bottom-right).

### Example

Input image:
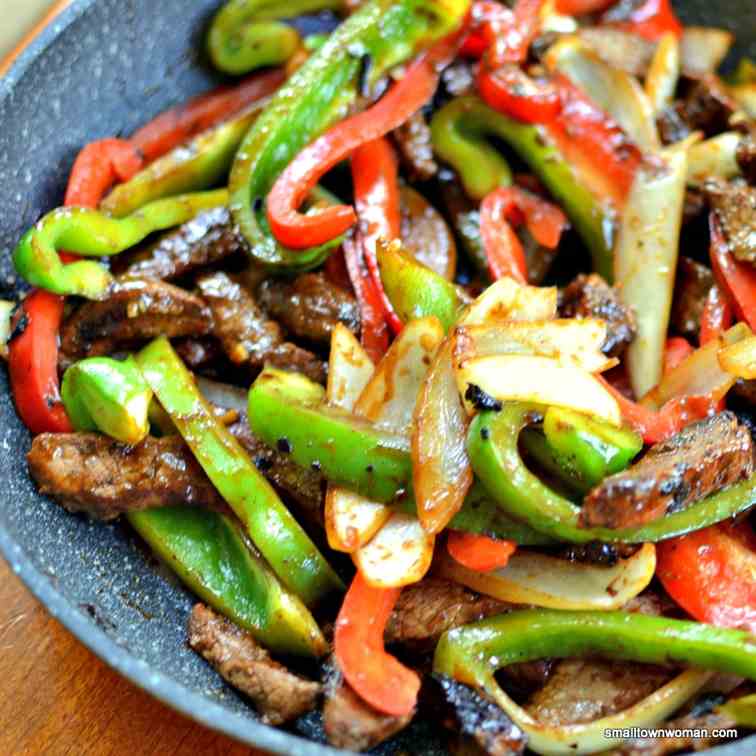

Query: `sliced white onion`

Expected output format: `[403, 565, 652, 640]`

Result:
[325, 487, 391, 553]
[457, 354, 622, 426]
[355, 316, 444, 434]
[463, 277, 558, 326]
[643, 323, 751, 408]
[545, 37, 659, 152]
[354, 511, 435, 588]
[680, 27, 734, 77]
[327, 323, 374, 411]
[0, 300, 14, 361]
[196, 376, 248, 413]
[688, 132, 743, 183]
[453, 319, 616, 375]
[438, 544, 656, 611]
[645, 32, 680, 117]
[324, 323, 384, 553]
[718, 335, 756, 380]
[615, 146, 687, 398]
[731, 83, 756, 119]
[483, 668, 714, 755]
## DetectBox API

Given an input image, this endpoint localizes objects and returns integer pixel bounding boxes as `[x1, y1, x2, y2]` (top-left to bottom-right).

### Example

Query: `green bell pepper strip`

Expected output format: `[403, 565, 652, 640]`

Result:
[542, 406, 642, 491]
[61, 356, 152, 446]
[228, 0, 470, 269]
[13, 189, 228, 300]
[128, 506, 327, 657]
[248, 367, 553, 544]
[434, 609, 756, 755]
[136, 338, 343, 606]
[100, 104, 265, 218]
[468, 403, 756, 543]
[208, 0, 344, 75]
[430, 96, 615, 280]
[376, 239, 462, 331]
[520, 428, 587, 498]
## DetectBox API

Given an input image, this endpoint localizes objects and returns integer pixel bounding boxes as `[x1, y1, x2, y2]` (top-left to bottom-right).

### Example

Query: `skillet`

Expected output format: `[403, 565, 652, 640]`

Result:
[0, 1, 755, 753]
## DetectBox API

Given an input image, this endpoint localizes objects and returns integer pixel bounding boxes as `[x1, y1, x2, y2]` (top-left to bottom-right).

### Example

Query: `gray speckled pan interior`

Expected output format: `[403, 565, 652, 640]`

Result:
[0, 1, 754, 753]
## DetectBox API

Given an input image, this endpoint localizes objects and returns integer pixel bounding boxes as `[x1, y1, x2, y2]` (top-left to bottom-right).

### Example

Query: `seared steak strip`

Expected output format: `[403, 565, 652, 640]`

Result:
[196, 271, 326, 383]
[257, 272, 360, 346]
[559, 274, 636, 358]
[228, 417, 323, 526]
[322, 657, 412, 752]
[670, 257, 714, 342]
[60, 277, 212, 366]
[582, 412, 753, 530]
[385, 578, 509, 648]
[188, 604, 320, 726]
[392, 110, 438, 181]
[28, 433, 226, 520]
[123, 207, 245, 281]
[526, 659, 673, 727]
[674, 75, 737, 138]
[706, 179, 756, 265]
[436, 675, 526, 756]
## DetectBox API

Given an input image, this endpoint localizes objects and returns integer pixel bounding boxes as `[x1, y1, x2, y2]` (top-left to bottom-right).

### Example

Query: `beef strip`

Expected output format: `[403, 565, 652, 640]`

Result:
[670, 257, 714, 341]
[582, 412, 753, 530]
[674, 75, 737, 138]
[173, 336, 225, 372]
[256, 272, 360, 346]
[706, 179, 756, 264]
[526, 659, 672, 727]
[228, 417, 323, 526]
[437, 676, 526, 756]
[28, 433, 226, 520]
[122, 206, 244, 281]
[385, 578, 509, 648]
[196, 271, 326, 383]
[188, 604, 320, 726]
[392, 109, 438, 181]
[322, 657, 412, 751]
[611, 711, 737, 755]
[59, 277, 212, 366]
[559, 274, 636, 358]
[737, 133, 756, 185]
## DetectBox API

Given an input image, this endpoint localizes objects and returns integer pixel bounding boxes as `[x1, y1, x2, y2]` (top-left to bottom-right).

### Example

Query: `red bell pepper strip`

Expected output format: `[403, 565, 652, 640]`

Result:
[663, 337, 694, 375]
[266, 47, 446, 251]
[545, 75, 643, 207]
[487, 0, 546, 66]
[478, 63, 562, 124]
[64, 138, 144, 208]
[460, 1, 514, 59]
[351, 138, 403, 336]
[334, 572, 421, 717]
[130, 68, 286, 163]
[657, 522, 756, 634]
[710, 213, 756, 332]
[555, 0, 615, 15]
[343, 234, 390, 364]
[8, 138, 144, 435]
[479, 186, 568, 283]
[609, 0, 682, 42]
[700, 283, 733, 347]
[8, 291, 72, 434]
[447, 531, 517, 572]
[601, 376, 717, 445]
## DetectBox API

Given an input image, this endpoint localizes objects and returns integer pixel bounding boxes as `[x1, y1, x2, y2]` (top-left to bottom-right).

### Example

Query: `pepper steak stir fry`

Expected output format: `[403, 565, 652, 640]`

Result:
[4, 0, 756, 753]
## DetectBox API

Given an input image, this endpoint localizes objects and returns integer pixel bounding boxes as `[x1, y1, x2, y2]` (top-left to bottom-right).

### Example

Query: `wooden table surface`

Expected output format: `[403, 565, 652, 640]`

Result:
[0, 5, 258, 754]
[0, 559, 257, 755]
